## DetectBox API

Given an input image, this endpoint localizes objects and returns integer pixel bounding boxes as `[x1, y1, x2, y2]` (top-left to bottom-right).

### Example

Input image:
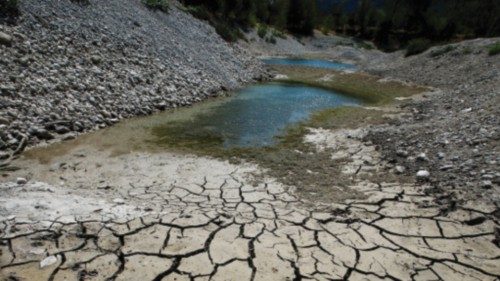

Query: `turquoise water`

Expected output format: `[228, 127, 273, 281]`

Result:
[155, 83, 361, 148]
[263, 58, 356, 70]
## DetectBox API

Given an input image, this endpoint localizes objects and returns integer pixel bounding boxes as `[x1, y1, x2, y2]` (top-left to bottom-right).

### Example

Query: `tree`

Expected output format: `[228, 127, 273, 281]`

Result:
[255, 0, 270, 23]
[269, 0, 289, 30]
[287, 0, 317, 35]
[357, 0, 372, 37]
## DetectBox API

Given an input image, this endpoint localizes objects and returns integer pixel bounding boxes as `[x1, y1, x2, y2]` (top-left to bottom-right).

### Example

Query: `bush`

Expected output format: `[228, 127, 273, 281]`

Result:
[355, 40, 374, 50]
[488, 42, 500, 56]
[215, 23, 241, 42]
[142, 0, 169, 12]
[257, 25, 267, 39]
[272, 29, 286, 39]
[462, 47, 473, 55]
[266, 36, 277, 44]
[429, 45, 455, 57]
[185, 5, 210, 21]
[405, 39, 432, 57]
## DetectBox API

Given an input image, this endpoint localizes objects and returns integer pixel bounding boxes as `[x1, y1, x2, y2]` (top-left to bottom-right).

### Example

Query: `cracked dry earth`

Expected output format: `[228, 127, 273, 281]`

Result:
[1, 128, 499, 281]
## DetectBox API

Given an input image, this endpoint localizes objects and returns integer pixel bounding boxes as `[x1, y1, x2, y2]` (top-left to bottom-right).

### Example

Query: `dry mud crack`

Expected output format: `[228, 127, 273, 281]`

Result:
[1, 128, 499, 281]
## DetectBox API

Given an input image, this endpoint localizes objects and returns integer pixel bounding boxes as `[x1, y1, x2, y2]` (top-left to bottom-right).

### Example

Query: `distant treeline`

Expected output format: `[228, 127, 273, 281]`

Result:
[320, 0, 500, 50]
[180, 0, 500, 51]
[179, 0, 317, 40]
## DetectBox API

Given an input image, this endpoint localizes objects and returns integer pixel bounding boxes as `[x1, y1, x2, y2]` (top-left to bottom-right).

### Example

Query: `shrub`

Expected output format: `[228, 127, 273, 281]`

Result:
[320, 26, 330, 35]
[429, 45, 455, 57]
[185, 5, 210, 21]
[462, 47, 473, 55]
[488, 42, 500, 56]
[266, 36, 277, 44]
[257, 25, 267, 39]
[272, 29, 286, 39]
[142, 0, 169, 13]
[215, 23, 240, 42]
[405, 38, 432, 57]
[356, 40, 374, 50]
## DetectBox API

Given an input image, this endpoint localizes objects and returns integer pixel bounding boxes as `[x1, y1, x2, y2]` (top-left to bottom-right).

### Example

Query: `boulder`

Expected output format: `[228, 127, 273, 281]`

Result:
[0, 32, 13, 46]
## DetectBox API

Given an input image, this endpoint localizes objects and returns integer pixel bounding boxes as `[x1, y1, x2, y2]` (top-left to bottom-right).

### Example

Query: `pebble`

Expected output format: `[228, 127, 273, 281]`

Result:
[416, 153, 428, 161]
[395, 165, 406, 174]
[40, 255, 58, 268]
[0, 151, 10, 160]
[113, 198, 125, 204]
[396, 150, 408, 157]
[481, 180, 492, 189]
[440, 165, 454, 171]
[416, 170, 430, 179]
[16, 177, 27, 185]
[62, 133, 77, 141]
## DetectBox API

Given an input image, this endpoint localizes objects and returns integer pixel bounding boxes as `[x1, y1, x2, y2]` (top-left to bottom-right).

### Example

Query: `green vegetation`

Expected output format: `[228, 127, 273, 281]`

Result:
[257, 25, 268, 38]
[355, 39, 374, 50]
[272, 29, 286, 39]
[147, 107, 372, 203]
[142, 0, 169, 12]
[267, 36, 277, 44]
[319, 0, 500, 51]
[257, 25, 281, 44]
[462, 47, 473, 55]
[429, 45, 456, 57]
[177, 0, 500, 49]
[488, 42, 500, 56]
[405, 39, 432, 57]
[180, 0, 317, 41]
[272, 65, 427, 105]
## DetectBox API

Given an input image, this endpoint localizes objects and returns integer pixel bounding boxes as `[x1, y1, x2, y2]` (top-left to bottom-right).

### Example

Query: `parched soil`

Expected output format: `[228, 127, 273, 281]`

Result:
[1, 137, 499, 280]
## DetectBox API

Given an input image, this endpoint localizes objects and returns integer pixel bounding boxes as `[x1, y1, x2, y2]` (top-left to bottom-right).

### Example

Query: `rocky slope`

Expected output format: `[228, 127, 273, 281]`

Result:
[241, 29, 384, 65]
[364, 38, 500, 205]
[0, 0, 264, 159]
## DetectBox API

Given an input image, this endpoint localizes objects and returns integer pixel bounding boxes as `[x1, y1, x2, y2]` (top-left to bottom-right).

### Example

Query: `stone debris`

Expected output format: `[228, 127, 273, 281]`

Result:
[113, 198, 125, 204]
[365, 38, 499, 204]
[416, 170, 430, 179]
[39, 255, 58, 268]
[0, 0, 266, 159]
[0, 31, 12, 46]
[15, 177, 27, 185]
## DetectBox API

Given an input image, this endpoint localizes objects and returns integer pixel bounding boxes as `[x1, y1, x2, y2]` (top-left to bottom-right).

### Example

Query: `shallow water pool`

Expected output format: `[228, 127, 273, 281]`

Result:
[263, 58, 356, 71]
[153, 83, 361, 148]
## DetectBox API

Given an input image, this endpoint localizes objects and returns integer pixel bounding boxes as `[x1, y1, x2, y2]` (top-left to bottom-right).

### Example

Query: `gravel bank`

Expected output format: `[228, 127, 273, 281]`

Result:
[0, 0, 264, 159]
[364, 38, 500, 205]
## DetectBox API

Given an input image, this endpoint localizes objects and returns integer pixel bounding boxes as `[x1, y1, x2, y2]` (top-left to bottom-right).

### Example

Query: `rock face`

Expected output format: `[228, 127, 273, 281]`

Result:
[0, 0, 264, 155]
[364, 38, 500, 204]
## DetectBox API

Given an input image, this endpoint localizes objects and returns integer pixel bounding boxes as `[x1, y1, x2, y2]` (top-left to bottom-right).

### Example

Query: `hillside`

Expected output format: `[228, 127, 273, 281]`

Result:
[0, 0, 264, 156]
